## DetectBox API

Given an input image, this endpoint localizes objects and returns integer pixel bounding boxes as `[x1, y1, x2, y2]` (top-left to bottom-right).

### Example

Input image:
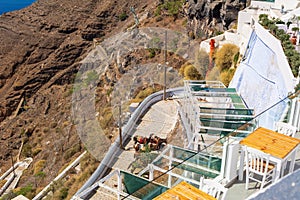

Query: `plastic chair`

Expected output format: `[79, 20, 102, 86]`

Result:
[243, 146, 276, 190]
[199, 177, 228, 200]
[275, 122, 297, 137]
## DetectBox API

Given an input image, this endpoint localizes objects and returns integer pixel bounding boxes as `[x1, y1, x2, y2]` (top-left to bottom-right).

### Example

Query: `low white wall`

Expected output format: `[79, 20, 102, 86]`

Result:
[275, 0, 299, 10]
[251, 1, 274, 9]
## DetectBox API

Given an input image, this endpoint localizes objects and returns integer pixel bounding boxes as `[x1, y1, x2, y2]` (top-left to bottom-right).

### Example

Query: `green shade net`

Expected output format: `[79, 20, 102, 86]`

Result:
[122, 171, 168, 200]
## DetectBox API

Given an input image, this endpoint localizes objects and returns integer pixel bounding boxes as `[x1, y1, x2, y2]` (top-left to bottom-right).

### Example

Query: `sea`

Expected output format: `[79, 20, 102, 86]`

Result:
[0, 0, 35, 15]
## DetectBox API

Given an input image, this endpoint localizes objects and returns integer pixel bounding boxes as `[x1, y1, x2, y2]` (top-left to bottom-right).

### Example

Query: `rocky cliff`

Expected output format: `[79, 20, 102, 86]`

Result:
[186, 0, 249, 38]
[0, 0, 158, 198]
[0, 0, 247, 198]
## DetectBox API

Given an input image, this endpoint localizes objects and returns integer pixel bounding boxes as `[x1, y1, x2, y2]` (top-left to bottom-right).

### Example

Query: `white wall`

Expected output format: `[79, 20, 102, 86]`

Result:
[254, 21, 295, 91]
[275, 0, 300, 10]
[251, 0, 299, 10]
[251, 0, 274, 9]
[230, 20, 296, 128]
[237, 11, 252, 34]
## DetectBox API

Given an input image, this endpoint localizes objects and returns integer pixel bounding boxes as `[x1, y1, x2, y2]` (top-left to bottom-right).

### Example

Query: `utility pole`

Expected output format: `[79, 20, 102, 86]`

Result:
[163, 30, 167, 100]
[11, 154, 16, 177]
[8, 143, 16, 178]
[118, 105, 124, 149]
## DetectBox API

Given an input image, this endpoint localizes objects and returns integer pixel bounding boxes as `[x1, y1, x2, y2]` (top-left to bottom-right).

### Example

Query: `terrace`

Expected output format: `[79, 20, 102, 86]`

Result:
[72, 80, 300, 200]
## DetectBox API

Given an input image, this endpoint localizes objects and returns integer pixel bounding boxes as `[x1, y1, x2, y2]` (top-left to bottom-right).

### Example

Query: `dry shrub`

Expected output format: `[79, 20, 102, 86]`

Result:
[99, 107, 113, 129]
[32, 147, 42, 157]
[34, 160, 46, 175]
[0, 179, 7, 188]
[220, 68, 236, 87]
[180, 63, 202, 80]
[66, 153, 99, 199]
[131, 86, 159, 103]
[206, 66, 221, 81]
[215, 43, 239, 71]
[195, 50, 210, 76]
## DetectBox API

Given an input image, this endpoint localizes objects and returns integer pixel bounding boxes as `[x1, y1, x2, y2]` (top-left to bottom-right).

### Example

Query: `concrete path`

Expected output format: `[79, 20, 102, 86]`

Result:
[90, 100, 179, 200]
[113, 99, 178, 172]
[0, 158, 32, 197]
[134, 99, 178, 138]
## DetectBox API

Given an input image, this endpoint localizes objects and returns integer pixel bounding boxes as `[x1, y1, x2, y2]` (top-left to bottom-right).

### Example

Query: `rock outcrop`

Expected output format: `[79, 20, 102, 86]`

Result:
[186, 0, 249, 38]
[0, 0, 155, 195]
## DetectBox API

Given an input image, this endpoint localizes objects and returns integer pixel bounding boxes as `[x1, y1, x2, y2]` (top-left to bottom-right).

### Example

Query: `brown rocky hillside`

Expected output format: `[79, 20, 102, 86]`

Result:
[0, 0, 248, 198]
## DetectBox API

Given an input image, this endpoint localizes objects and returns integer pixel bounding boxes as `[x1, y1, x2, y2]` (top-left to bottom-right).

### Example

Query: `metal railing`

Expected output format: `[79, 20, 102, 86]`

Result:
[74, 87, 184, 199]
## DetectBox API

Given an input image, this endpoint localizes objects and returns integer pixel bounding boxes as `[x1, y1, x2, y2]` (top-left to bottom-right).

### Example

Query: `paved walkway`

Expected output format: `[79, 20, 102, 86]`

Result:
[90, 100, 179, 200]
[0, 158, 32, 196]
[114, 99, 178, 172]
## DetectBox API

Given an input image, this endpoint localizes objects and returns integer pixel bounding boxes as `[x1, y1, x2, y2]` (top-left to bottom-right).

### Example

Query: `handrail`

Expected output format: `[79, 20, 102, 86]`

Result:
[34, 152, 87, 200]
[74, 87, 184, 199]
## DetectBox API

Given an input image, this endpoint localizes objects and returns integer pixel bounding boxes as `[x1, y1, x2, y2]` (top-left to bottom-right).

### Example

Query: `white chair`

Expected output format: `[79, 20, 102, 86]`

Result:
[275, 122, 297, 137]
[275, 122, 298, 176]
[243, 146, 276, 190]
[199, 177, 228, 200]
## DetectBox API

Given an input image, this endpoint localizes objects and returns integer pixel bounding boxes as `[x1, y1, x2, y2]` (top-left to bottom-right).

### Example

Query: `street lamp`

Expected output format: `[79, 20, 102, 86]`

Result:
[118, 104, 124, 150]
[163, 30, 168, 100]
[7, 142, 16, 178]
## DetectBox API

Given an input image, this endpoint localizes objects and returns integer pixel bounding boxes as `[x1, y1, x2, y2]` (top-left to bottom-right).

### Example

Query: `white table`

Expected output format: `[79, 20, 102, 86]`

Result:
[238, 127, 300, 182]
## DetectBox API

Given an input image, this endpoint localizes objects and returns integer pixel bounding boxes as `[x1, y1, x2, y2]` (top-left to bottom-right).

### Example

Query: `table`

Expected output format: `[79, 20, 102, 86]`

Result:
[239, 127, 300, 182]
[153, 181, 217, 200]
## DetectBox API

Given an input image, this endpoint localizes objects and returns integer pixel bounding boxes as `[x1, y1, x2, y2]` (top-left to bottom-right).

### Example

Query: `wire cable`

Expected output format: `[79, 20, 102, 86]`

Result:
[121, 90, 298, 199]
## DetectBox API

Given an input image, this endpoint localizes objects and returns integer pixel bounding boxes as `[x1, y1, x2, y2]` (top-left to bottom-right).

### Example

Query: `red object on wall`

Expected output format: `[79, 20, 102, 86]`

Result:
[208, 39, 215, 72]
[209, 39, 215, 51]
[291, 36, 297, 45]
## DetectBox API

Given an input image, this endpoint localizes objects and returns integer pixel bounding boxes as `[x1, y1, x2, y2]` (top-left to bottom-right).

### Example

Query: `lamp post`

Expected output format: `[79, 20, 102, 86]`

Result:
[7, 143, 16, 178]
[118, 104, 124, 149]
[163, 30, 167, 100]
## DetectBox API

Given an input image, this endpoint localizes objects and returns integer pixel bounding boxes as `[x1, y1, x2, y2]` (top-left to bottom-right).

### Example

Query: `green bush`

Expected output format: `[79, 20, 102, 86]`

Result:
[275, 19, 285, 24]
[58, 187, 68, 199]
[99, 108, 113, 129]
[119, 12, 128, 21]
[22, 143, 32, 157]
[259, 14, 272, 27]
[155, 6, 162, 16]
[292, 27, 299, 32]
[147, 48, 156, 58]
[164, 1, 182, 16]
[156, 0, 184, 19]
[34, 171, 46, 181]
[136, 87, 156, 100]
[15, 184, 36, 199]
[32, 147, 42, 156]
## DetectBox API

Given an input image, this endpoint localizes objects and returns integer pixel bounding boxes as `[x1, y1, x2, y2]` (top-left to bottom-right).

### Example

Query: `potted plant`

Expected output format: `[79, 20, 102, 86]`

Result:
[291, 27, 299, 44]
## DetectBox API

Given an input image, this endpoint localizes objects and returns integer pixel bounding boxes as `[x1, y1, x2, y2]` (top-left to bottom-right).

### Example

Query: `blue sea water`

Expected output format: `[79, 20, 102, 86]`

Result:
[0, 0, 35, 15]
